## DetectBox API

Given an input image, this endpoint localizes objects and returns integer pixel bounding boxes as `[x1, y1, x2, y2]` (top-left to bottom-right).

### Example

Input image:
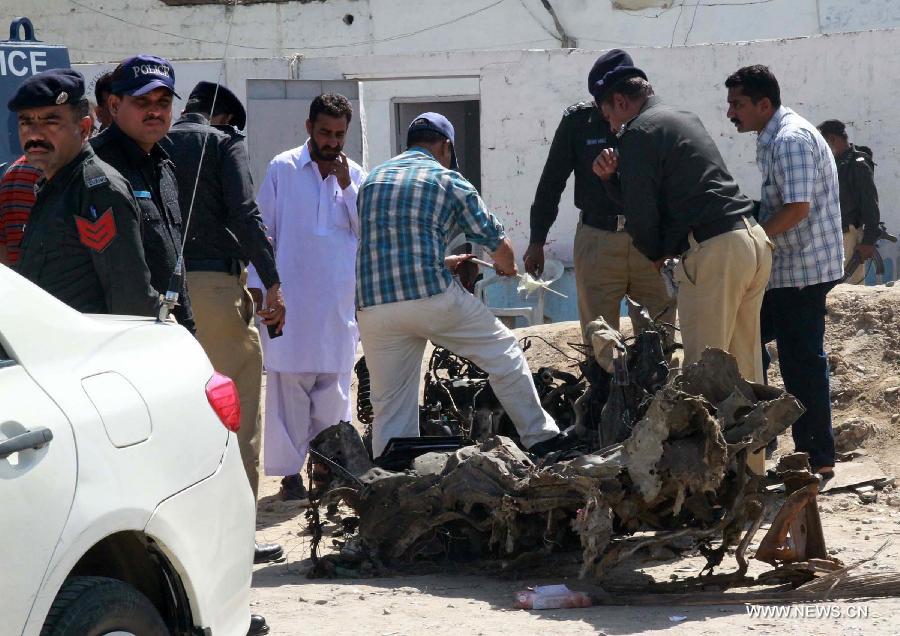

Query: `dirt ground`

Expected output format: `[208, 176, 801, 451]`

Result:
[251, 283, 900, 635]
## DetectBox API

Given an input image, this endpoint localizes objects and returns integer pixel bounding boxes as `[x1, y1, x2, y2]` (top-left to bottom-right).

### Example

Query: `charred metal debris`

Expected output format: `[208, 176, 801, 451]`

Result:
[309, 304, 844, 591]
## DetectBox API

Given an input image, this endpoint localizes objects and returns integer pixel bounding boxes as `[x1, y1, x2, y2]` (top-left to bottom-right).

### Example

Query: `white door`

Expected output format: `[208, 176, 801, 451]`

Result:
[0, 355, 77, 633]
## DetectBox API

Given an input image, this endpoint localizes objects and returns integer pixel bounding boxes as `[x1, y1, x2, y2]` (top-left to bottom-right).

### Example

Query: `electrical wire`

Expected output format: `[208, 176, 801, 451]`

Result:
[683, 0, 702, 44]
[68, 0, 508, 54]
[179, 6, 236, 256]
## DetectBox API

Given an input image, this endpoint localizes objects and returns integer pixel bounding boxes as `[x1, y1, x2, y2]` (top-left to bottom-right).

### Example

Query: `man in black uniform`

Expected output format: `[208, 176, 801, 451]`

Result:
[525, 50, 672, 334]
[9, 69, 158, 316]
[591, 51, 772, 396]
[161, 81, 285, 566]
[818, 119, 881, 284]
[91, 55, 194, 332]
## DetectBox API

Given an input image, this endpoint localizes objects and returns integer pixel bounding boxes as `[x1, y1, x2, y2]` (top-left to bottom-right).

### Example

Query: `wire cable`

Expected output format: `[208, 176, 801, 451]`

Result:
[68, 0, 507, 53]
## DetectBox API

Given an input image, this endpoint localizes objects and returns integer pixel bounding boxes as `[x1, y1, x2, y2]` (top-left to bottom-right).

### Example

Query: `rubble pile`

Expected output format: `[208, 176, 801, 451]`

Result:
[311, 348, 806, 579]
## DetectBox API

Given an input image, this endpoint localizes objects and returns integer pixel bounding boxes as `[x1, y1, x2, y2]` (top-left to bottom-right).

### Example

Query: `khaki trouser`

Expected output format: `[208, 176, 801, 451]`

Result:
[358, 282, 560, 458]
[843, 225, 865, 285]
[675, 219, 772, 384]
[187, 270, 263, 498]
[676, 220, 772, 476]
[573, 222, 674, 333]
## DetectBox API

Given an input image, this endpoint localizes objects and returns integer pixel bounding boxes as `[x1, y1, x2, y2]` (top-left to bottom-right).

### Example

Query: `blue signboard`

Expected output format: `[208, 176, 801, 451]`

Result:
[1, 18, 70, 166]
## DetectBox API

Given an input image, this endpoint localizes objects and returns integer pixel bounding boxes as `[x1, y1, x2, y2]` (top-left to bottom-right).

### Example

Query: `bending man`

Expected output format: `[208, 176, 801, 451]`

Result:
[356, 113, 566, 459]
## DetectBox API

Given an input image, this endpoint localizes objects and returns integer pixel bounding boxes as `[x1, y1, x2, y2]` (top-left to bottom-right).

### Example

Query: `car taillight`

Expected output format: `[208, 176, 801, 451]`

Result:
[206, 372, 241, 432]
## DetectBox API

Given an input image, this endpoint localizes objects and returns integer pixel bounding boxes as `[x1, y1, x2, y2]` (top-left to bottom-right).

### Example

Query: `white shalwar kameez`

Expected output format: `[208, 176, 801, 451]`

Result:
[248, 141, 366, 476]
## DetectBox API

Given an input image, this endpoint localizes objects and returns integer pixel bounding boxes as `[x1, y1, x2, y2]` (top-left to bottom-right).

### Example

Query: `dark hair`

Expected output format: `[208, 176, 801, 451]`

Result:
[109, 61, 129, 97]
[94, 71, 113, 105]
[309, 93, 352, 124]
[72, 98, 91, 121]
[600, 75, 654, 105]
[725, 65, 781, 108]
[407, 129, 447, 149]
[818, 119, 847, 139]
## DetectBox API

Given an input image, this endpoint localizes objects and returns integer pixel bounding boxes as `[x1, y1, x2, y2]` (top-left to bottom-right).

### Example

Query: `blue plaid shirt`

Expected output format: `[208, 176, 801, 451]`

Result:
[356, 148, 506, 307]
[756, 106, 844, 289]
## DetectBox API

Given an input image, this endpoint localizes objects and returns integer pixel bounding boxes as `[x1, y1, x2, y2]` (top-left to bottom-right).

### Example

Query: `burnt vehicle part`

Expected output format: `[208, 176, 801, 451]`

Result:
[316, 349, 827, 586]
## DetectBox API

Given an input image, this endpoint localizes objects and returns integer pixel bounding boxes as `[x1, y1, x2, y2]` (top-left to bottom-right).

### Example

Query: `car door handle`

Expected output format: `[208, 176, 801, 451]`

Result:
[0, 428, 54, 460]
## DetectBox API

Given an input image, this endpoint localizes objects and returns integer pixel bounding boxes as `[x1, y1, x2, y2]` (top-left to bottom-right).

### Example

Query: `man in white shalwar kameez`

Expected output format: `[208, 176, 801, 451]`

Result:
[248, 94, 365, 501]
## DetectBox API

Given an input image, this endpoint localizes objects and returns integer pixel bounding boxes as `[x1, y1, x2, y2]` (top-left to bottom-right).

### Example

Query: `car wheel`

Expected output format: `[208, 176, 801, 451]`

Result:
[40, 575, 169, 636]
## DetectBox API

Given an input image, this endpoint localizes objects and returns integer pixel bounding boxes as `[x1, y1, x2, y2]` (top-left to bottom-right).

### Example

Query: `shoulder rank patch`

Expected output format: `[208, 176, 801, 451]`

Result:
[563, 101, 591, 116]
[86, 174, 109, 188]
[75, 208, 117, 252]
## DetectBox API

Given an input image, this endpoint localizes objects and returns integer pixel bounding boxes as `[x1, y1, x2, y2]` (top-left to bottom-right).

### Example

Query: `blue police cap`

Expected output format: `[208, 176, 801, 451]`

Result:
[589, 49, 647, 103]
[110, 54, 180, 98]
[7, 68, 86, 112]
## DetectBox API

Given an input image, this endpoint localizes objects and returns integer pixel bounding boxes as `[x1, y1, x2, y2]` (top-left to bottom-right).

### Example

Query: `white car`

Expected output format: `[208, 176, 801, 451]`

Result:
[0, 264, 255, 636]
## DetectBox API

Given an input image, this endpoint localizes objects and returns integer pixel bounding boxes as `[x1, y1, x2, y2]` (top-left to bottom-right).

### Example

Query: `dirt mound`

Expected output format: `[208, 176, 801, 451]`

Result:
[820, 284, 900, 474]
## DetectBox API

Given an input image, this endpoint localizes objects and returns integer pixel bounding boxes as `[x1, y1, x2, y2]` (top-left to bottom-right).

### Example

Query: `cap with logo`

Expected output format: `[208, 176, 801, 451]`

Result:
[7, 68, 85, 112]
[186, 81, 246, 130]
[110, 54, 180, 99]
[407, 112, 458, 170]
[589, 49, 647, 103]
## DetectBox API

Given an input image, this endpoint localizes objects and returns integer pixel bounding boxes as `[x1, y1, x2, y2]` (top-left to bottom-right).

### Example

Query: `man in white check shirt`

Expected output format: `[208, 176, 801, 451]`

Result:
[725, 65, 843, 478]
[248, 94, 365, 502]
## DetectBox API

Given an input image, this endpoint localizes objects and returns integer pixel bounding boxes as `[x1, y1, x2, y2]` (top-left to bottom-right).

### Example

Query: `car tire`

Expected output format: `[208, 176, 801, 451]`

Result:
[40, 575, 169, 636]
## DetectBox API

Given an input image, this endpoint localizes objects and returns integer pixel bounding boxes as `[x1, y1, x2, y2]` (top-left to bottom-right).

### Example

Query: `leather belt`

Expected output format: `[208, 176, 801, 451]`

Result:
[693, 214, 756, 243]
[185, 258, 242, 275]
[582, 213, 626, 232]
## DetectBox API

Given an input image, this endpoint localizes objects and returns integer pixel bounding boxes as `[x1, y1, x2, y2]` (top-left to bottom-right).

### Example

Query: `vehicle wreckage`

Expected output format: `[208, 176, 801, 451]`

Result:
[305, 306, 849, 591]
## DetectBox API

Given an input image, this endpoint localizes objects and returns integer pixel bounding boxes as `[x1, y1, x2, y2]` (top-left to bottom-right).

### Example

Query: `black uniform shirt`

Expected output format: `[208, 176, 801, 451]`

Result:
[17, 146, 158, 315]
[609, 96, 754, 261]
[160, 113, 279, 288]
[835, 144, 880, 245]
[529, 102, 622, 244]
[91, 123, 195, 331]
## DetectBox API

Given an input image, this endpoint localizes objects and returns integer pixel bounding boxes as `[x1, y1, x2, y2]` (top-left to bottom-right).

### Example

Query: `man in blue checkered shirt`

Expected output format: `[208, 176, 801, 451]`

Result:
[726, 65, 844, 477]
[356, 112, 564, 459]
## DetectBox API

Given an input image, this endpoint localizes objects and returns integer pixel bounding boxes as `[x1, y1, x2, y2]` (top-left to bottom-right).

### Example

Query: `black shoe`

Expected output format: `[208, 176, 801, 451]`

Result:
[254, 541, 284, 564]
[247, 614, 270, 636]
[279, 474, 310, 504]
[527, 431, 580, 458]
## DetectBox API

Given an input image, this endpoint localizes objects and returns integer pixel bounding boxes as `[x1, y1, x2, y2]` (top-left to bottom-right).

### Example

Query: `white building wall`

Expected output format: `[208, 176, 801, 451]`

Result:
[11, 0, 900, 64]
[291, 29, 900, 285]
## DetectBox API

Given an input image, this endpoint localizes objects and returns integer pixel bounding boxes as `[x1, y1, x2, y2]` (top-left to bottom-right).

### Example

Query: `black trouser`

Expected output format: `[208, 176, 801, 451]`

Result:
[760, 280, 839, 469]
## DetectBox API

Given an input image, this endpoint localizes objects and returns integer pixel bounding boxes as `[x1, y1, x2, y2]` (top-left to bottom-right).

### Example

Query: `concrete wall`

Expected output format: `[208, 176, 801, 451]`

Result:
[292, 29, 900, 287]
[12, 0, 900, 64]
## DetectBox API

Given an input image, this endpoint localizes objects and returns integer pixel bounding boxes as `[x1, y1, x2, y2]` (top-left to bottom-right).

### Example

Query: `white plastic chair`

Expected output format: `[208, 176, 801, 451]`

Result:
[472, 259, 563, 327]
[474, 273, 545, 327]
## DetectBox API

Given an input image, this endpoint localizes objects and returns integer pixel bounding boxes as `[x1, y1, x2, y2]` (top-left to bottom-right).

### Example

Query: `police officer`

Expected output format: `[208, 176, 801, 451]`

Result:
[9, 69, 158, 316]
[593, 52, 771, 389]
[91, 55, 195, 332]
[161, 81, 285, 567]
[818, 119, 881, 285]
[525, 50, 673, 334]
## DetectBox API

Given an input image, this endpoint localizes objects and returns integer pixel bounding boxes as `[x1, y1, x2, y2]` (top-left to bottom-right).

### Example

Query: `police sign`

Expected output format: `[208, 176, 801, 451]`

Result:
[1, 18, 70, 165]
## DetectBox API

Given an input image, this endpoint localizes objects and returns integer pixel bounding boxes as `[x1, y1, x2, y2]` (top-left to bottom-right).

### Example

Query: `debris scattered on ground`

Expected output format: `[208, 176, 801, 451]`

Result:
[513, 584, 591, 610]
[833, 417, 878, 452]
[819, 455, 891, 493]
[311, 347, 822, 587]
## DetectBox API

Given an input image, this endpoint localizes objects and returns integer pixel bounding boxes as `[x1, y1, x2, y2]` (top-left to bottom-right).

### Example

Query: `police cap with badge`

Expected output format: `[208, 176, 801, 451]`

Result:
[110, 54, 180, 98]
[7, 68, 86, 111]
